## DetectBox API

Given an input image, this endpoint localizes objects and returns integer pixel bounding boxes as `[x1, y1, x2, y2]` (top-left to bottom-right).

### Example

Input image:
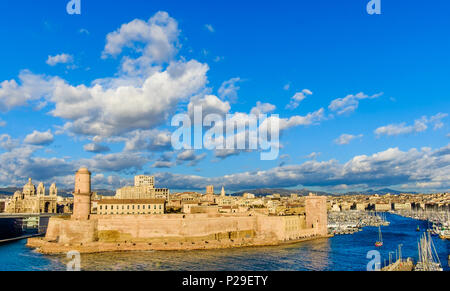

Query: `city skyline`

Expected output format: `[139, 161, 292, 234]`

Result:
[0, 0, 449, 193]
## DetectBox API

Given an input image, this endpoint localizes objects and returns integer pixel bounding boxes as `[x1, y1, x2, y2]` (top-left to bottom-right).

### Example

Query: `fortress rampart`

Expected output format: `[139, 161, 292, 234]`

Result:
[27, 168, 329, 254]
[42, 212, 325, 245]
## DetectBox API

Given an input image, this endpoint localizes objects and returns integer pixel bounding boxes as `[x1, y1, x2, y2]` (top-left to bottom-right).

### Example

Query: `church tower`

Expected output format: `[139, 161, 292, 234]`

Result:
[72, 167, 92, 220]
[205, 185, 215, 203]
[37, 182, 45, 196]
[221, 186, 226, 197]
[49, 183, 58, 196]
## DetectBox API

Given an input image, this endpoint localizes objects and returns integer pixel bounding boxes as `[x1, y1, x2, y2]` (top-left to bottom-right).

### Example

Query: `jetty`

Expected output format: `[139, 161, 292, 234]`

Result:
[382, 258, 414, 271]
[0, 233, 44, 245]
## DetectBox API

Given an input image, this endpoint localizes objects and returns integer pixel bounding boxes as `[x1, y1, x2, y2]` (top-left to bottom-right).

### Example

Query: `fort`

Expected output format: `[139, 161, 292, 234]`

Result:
[27, 167, 329, 254]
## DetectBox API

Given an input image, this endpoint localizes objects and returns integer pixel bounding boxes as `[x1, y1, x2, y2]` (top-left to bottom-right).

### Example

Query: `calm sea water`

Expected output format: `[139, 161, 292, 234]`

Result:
[0, 214, 448, 271]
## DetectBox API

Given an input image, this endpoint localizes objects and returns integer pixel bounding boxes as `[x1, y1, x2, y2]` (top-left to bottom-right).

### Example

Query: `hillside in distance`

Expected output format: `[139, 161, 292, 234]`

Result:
[231, 188, 331, 197]
[0, 186, 419, 198]
[0, 188, 115, 198]
[231, 187, 418, 197]
[0, 187, 21, 196]
[344, 188, 418, 195]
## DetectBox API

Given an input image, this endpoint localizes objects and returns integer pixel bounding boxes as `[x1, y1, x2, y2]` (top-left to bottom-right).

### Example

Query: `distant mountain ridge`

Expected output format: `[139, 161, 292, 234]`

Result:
[345, 188, 418, 195]
[231, 188, 331, 197]
[0, 188, 115, 198]
[231, 187, 418, 197]
[0, 187, 21, 196]
[0, 187, 419, 198]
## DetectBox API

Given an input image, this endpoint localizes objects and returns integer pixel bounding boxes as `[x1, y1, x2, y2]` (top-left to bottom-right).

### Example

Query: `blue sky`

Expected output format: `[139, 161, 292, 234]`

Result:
[0, 0, 449, 193]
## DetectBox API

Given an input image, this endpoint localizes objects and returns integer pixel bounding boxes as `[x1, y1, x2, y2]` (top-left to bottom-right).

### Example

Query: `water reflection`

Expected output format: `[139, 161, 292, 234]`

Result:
[53, 238, 332, 271]
[1, 214, 448, 271]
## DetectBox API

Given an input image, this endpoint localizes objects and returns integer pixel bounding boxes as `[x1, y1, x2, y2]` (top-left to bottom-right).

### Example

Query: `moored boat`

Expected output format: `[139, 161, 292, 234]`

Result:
[375, 226, 383, 247]
[415, 232, 443, 271]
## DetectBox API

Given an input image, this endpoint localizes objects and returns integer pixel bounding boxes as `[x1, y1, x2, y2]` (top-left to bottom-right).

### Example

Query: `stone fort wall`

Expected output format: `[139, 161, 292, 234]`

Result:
[45, 218, 97, 244]
[46, 212, 327, 245]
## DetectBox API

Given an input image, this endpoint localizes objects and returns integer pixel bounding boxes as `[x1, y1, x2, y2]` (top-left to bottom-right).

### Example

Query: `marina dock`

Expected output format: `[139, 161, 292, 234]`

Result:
[382, 259, 414, 271]
[328, 211, 389, 235]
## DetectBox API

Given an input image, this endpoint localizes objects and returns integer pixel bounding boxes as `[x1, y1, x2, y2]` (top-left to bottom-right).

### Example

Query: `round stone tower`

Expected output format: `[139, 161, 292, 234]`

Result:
[72, 167, 92, 220]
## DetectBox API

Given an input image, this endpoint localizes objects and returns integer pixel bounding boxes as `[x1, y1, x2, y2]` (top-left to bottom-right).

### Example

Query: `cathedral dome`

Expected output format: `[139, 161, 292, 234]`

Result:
[23, 178, 36, 195]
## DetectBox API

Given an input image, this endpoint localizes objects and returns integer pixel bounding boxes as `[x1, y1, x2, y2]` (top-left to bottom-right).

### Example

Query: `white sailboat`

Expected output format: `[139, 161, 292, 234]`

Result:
[415, 232, 443, 271]
[375, 226, 383, 247]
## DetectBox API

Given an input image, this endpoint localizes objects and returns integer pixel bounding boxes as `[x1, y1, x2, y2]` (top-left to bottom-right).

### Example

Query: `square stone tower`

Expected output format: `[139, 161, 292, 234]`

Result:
[305, 194, 328, 236]
[206, 185, 214, 195]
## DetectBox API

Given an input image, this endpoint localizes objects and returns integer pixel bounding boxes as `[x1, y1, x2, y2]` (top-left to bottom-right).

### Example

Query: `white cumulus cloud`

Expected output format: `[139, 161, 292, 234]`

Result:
[152, 144, 450, 192]
[0, 134, 19, 151]
[286, 89, 313, 110]
[218, 77, 241, 101]
[84, 143, 111, 153]
[0, 70, 59, 112]
[176, 150, 207, 166]
[102, 11, 180, 76]
[375, 113, 448, 137]
[329, 92, 383, 115]
[24, 130, 54, 146]
[250, 101, 276, 116]
[334, 134, 363, 145]
[46, 53, 74, 66]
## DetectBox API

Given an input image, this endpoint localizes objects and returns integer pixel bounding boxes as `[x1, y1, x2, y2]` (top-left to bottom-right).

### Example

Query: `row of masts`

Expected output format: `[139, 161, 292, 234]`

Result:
[327, 211, 390, 235]
[415, 232, 443, 271]
[396, 209, 450, 238]
[380, 232, 443, 271]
